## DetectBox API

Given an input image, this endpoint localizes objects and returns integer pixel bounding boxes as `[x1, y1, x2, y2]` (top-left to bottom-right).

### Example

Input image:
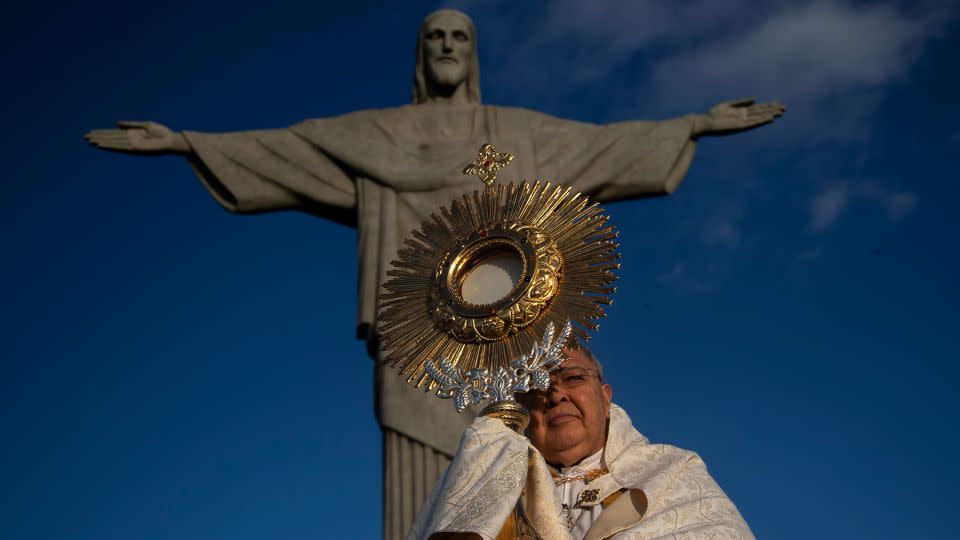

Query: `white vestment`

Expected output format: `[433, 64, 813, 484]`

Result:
[407, 404, 754, 540]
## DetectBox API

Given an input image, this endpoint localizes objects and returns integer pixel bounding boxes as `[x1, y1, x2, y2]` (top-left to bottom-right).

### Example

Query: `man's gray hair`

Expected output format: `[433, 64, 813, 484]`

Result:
[578, 346, 605, 382]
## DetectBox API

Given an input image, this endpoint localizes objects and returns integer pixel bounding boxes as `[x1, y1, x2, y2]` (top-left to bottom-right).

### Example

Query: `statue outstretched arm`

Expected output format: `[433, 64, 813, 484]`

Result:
[85, 121, 191, 155]
[526, 97, 782, 202]
[692, 98, 786, 137]
[85, 120, 357, 222]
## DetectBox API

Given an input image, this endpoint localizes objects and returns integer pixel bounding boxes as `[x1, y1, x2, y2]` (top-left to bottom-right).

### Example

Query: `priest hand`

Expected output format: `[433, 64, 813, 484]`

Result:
[693, 98, 786, 137]
[85, 121, 191, 155]
[407, 413, 530, 540]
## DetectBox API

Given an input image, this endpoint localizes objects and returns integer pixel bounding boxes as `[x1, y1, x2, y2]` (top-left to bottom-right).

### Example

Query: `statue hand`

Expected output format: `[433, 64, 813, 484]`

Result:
[85, 121, 190, 154]
[696, 98, 786, 137]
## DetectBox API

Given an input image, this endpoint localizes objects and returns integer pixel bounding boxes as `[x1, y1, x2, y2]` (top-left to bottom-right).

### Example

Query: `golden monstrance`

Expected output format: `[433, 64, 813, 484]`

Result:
[378, 144, 620, 430]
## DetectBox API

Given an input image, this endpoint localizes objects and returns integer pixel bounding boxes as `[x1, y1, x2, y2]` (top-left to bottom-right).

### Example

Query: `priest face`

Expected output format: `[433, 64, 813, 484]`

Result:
[421, 11, 474, 91]
[521, 348, 613, 467]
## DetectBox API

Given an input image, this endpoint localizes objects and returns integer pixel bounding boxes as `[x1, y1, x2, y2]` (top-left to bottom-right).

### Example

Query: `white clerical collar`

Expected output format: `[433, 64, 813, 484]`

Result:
[557, 448, 605, 477]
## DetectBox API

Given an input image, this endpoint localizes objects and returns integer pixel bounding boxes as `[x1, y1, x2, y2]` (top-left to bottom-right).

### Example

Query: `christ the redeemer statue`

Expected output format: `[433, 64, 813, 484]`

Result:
[86, 9, 784, 539]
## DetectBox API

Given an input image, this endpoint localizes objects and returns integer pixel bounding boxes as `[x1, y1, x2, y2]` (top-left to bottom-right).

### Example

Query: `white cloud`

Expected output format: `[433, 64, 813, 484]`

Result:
[455, 0, 761, 95]
[808, 181, 916, 232]
[884, 192, 916, 219]
[809, 182, 851, 232]
[463, 0, 950, 141]
[657, 260, 728, 294]
[644, 1, 949, 143]
[699, 204, 746, 251]
[651, 200, 745, 294]
[701, 220, 741, 250]
[648, 2, 930, 105]
[489, 0, 756, 85]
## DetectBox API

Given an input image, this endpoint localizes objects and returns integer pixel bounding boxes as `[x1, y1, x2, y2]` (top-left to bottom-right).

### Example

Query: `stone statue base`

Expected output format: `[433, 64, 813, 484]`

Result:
[383, 430, 452, 539]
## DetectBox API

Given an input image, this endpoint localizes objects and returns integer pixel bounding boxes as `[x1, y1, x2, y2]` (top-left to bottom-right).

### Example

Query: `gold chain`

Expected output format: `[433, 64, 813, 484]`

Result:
[552, 466, 609, 486]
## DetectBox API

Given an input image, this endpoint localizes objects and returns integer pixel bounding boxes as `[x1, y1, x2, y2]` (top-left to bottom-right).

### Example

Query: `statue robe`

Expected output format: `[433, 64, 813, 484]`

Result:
[407, 405, 754, 540]
[182, 104, 697, 538]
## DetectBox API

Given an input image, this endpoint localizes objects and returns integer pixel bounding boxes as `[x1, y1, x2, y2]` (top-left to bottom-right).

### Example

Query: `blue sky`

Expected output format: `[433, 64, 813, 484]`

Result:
[2, 0, 958, 538]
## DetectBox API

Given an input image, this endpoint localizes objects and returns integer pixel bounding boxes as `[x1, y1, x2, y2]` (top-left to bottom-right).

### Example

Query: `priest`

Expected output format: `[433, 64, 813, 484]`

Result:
[407, 347, 754, 540]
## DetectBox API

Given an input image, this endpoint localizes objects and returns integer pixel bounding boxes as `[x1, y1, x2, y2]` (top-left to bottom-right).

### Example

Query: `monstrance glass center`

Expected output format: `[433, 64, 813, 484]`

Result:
[458, 247, 523, 305]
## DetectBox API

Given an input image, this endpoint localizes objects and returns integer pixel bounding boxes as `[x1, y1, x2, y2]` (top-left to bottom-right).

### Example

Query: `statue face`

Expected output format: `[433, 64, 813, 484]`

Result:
[520, 348, 613, 467]
[421, 11, 473, 91]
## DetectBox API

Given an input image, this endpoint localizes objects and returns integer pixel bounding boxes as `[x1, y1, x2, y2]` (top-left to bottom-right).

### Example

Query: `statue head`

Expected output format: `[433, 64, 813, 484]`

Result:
[413, 9, 481, 105]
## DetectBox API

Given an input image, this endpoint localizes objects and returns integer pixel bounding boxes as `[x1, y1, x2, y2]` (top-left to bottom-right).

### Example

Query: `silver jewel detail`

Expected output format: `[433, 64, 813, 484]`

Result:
[424, 321, 573, 412]
[560, 488, 600, 531]
[561, 505, 579, 531]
